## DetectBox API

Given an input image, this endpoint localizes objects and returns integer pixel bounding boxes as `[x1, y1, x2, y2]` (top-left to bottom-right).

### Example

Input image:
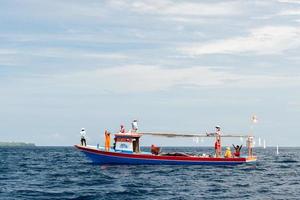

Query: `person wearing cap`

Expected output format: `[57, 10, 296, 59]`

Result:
[131, 120, 138, 133]
[206, 126, 222, 137]
[224, 146, 232, 158]
[80, 128, 86, 146]
[215, 126, 221, 136]
[120, 125, 126, 133]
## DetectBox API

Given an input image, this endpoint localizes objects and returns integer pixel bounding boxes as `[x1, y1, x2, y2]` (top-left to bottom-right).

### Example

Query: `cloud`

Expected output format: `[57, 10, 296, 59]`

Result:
[54, 65, 229, 93]
[278, 0, 300, 4]
[179, 26, 300, 55]
[4, 0, 105, 20]
[49, 65, 300, 94]
[108, 0, 242, 24]
[0, 46, 128, 63]
[0, 45, 130, 72]
[278, 9, 300, 15]
[26, 48, 129, 60]
[0, 49, 17, 55]
[131, 1, 240, 16]
[287, 101, 300, 112]
[2, 0, 241, 26]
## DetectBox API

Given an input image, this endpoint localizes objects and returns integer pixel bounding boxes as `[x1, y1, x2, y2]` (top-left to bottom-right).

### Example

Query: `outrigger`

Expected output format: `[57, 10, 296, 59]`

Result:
[75, 129, 257, 165]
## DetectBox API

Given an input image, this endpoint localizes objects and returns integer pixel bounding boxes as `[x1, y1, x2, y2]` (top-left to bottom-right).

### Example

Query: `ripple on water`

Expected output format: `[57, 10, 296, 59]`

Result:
[1, 147, 300, 199]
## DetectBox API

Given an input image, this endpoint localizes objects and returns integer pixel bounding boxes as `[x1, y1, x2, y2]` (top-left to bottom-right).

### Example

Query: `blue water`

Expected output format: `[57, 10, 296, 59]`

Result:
[1, 147, 299, 200]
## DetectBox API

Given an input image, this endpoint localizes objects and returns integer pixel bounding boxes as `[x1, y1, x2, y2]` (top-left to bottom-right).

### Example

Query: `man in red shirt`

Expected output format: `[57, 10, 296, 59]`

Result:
[215, 138, 221, 158]
[233, 144, 242, 157]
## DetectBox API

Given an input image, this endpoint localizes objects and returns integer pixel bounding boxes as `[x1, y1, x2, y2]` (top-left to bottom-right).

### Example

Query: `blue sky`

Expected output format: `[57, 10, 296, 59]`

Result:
[1, 0, 300, 146]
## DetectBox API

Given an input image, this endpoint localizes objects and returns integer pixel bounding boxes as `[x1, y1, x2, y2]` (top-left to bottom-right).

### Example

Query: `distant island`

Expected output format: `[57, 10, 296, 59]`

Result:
[0, 142, 35, 147]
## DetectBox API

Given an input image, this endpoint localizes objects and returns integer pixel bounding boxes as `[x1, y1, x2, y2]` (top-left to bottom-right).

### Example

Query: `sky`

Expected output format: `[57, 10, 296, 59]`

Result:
[1, 0, 300, 146]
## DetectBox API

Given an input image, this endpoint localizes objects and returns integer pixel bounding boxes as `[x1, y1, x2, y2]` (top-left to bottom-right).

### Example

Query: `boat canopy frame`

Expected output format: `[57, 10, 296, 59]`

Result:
[140, 132, 251, 138]
[140, 132, 255, 158]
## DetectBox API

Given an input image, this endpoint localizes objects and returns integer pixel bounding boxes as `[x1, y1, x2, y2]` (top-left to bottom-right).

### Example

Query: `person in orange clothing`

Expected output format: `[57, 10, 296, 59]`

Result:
[104, 130, 111, 151]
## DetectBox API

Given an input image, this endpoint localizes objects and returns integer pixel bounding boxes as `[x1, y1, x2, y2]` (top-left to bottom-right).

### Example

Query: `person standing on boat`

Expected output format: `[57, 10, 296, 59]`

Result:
[113, 137, 117, 150]
[215, 125, 221, 136]
[80, 128, 86, 146]
[120, 125, 126, 133]
[131, 120, 138, 132]
[206, 125, 221, 136]
[104, 130, 111, 151]
[213, 126, 222, 157]
[247, 136, 254, 157]
[215, 138, 221, 158]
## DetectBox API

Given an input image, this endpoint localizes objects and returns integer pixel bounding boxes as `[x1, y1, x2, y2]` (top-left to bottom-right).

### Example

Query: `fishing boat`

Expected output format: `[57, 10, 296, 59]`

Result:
[75, 130, 257, 165]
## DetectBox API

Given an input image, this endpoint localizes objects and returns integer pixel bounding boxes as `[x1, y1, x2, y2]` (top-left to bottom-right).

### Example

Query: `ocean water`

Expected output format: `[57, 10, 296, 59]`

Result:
[0, 146, 299, 200]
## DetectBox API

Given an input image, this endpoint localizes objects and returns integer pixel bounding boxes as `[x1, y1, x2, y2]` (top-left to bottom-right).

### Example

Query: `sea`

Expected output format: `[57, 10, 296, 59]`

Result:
[0, 146, 299, 200]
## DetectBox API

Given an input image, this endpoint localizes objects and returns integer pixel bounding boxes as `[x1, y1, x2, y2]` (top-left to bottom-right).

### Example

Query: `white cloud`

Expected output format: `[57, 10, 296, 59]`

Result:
[278, 9, 300, 15]
[0, 49, 17, 55]
[288, 101, 300, 107]
[179, 26, 300, 55]
[0, 46, 128, 60]
[287, 101, 300, 112]
[51, 65, 300, 94]
[28, 48, 129, 60]
[56, 65, 230, 93]
[0, 32, 119, 43]
[16, 0, 105, 20]
[278, 0, 300, 4]
[110, 0, 241, 17]
[140, 1, 238, 16]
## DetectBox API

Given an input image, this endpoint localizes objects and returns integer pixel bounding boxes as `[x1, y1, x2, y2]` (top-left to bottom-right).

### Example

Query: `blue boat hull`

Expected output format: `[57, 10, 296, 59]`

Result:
[76, 145, 256, 165]
[82, 151, 243, 165]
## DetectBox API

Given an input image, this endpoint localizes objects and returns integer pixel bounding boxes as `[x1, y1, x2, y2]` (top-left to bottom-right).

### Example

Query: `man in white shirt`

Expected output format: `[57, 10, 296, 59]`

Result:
[206, 126, 221, 137]
[80, 128, 86, 146]
[131, 120, 138, 132]
[215, 126, 221, 136]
